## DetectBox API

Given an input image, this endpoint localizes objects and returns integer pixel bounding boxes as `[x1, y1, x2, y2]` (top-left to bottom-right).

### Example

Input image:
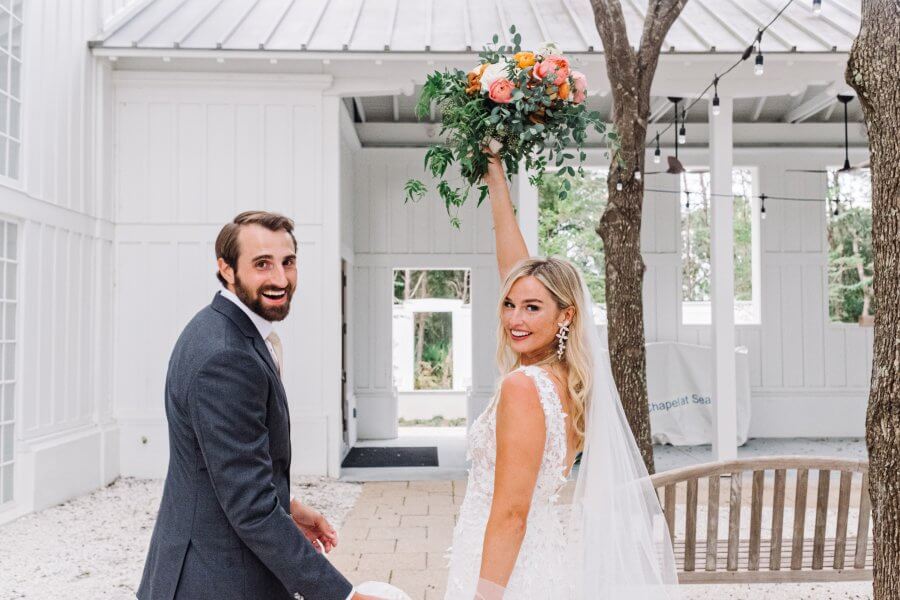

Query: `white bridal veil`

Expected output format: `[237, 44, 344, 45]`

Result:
[565, 281, 680, 599]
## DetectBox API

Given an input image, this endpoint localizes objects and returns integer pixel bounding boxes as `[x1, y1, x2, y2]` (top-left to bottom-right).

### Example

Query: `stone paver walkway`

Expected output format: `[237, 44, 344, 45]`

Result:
[330, 480, 465, 600]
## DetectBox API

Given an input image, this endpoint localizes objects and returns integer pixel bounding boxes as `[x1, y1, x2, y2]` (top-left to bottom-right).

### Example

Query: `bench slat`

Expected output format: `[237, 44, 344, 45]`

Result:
[791, 468, 810, 570]
[665, 483, 676, 545]
[833, 470, 853, 570]
[770, 468, 786, 571]
[685, 478, 698, 572]
[705, 475, 720, 572]
[748, 470, 765, 571]
[727, 473, 742, 571]
[812, 469, 831, 569]
[855, 472, 871, 569]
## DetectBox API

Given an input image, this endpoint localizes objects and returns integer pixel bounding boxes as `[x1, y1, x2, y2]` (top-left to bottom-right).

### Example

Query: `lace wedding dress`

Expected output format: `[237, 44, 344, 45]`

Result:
[444, 365, 573, 599]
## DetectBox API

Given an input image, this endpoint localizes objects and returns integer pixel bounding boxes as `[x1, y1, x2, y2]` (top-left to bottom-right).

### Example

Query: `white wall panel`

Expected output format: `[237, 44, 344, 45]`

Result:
[352, 146, 873, 438]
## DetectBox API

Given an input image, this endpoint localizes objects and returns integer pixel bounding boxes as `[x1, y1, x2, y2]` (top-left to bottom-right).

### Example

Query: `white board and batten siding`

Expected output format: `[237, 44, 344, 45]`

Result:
[113, 72, 343, 478]
[351, 146, 872, 440]
[0, 0, 128, 522]
[350, 148, 499, 439]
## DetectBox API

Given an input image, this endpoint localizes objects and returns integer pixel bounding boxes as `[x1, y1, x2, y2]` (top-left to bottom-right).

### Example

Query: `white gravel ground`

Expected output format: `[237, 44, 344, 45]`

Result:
[0, 477, 361, 600]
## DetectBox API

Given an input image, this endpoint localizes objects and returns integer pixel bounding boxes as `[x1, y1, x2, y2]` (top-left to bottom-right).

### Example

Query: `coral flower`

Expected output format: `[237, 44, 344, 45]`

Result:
[533, 55, 570, 86]
[488, 78, 515, 104]
[571, 70, 588, 104]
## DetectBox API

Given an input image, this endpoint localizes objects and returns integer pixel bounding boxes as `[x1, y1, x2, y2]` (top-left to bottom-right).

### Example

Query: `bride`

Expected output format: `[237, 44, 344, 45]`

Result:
[442, 153, 680, 599]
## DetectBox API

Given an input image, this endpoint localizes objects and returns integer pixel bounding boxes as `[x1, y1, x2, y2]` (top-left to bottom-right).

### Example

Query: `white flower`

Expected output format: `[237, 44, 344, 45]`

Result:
[479, 61, 510, 93]
[536, 41, 560, 59]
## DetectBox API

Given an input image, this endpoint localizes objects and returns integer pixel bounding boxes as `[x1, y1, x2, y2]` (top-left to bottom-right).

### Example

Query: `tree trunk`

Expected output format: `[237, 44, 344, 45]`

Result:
[590, 0, 688, 472]
[846, 2, 900, 597]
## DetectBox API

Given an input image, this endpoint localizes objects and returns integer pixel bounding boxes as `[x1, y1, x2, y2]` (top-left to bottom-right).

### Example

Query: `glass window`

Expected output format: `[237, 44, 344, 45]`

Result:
[827, 168, 873, 324]
[537, 169, 608, 324]
[0, 2, 20, 181]
[681, 168, 759, 324]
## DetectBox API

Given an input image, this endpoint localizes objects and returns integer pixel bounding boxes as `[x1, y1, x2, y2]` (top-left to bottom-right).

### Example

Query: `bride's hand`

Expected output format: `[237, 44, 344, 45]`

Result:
[483, 149, 506, 188]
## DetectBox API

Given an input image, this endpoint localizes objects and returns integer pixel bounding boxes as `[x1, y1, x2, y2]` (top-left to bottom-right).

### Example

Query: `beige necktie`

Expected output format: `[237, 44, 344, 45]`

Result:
[266, 331, 283, 376]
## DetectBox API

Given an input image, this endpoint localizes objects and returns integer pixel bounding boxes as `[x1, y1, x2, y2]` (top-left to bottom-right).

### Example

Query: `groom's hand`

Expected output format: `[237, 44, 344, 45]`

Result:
[289, 498, 339, 553]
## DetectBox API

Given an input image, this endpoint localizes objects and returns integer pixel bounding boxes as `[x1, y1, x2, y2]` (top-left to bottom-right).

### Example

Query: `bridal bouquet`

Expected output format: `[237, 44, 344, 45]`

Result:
[404, 27, 613, 227]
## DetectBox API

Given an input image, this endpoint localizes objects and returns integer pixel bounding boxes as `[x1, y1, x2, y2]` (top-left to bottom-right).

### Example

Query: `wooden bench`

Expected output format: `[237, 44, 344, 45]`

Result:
[650, 456, 872, 583]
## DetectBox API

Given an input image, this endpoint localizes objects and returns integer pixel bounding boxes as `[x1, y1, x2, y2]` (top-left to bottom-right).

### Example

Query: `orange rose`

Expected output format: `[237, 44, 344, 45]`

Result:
[557, 81, 571, 100]
[514, 51, 536, 69]
[466, 63, 488, 95]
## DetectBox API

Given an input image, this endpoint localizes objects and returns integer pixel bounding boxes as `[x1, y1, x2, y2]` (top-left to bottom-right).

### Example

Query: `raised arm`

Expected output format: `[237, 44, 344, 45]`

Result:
[483, 154, 530, 281]
[478, 372, 546, 594]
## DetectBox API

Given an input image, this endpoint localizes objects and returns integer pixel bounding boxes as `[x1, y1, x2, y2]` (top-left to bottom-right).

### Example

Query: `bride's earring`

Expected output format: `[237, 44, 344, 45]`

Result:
[556, 322, 570, 360]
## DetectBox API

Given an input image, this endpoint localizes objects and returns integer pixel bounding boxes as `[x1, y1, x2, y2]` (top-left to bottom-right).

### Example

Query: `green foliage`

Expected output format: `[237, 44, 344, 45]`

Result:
[405, 26, 614, 227]
[680, 170, 755, 304]
[827, 169, 874, 323]
[537, 170, 608, 305]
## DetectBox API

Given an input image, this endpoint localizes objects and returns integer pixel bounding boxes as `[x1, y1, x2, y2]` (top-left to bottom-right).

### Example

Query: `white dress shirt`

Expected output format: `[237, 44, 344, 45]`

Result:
[219, 288, 280, 369]
[218, 288, 354, 600]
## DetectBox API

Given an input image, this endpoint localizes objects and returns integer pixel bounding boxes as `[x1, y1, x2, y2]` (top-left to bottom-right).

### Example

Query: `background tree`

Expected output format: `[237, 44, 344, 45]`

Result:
[589, 0, 688, 472]
[845, 1, 900, 597]
[538, 170, 609, 306]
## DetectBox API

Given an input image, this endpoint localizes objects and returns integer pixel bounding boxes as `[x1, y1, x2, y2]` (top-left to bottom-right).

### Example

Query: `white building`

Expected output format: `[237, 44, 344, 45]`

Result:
[0, 0, 869, 523]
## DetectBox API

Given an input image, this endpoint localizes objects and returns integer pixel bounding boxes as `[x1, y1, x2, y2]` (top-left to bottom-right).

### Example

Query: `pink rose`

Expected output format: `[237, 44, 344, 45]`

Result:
[571, 70, 588, 104]
[533, 55, 570, 86]
[488, 78, 515, 104]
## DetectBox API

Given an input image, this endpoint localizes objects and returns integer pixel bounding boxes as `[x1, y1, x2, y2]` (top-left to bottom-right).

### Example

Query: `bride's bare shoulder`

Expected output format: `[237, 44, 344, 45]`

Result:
[498, 370, 542, 409]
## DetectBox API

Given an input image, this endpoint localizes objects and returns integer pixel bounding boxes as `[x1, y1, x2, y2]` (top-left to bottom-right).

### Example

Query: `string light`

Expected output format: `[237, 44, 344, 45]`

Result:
[760, 194, 767, 220]
[754, 31, 765, 76]
[712, 76, 721, 116]
[813, 0, 822, 16]
[685, 191, 691, 210]
[653, 134, 661, 164]
[678, 109, 687, 144]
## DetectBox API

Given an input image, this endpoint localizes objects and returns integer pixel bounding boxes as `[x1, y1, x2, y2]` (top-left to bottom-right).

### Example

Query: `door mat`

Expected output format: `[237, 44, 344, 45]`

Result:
[341, 446, 439, 468]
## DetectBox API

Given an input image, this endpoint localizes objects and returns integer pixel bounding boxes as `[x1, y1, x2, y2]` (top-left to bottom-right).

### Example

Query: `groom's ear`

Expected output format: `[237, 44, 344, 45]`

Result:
[217, 257, 236, 287]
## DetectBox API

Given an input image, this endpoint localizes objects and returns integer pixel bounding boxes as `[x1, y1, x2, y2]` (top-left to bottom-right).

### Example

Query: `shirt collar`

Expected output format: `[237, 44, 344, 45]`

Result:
[219, 287, 274, 341]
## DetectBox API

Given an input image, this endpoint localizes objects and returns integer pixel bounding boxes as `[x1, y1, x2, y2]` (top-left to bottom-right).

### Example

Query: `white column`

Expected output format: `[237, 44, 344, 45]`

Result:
[709, 96, 738, 461]
[516, 161, 539, 255]
[322, 95, 345, 476]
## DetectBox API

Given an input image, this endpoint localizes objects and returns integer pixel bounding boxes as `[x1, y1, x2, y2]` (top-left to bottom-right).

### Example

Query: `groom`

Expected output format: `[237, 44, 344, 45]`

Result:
[138, 211, 378, 600]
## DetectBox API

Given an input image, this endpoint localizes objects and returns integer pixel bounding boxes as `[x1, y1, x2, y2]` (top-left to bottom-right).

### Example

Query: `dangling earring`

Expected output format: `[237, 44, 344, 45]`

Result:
[556, 322, 570, 360]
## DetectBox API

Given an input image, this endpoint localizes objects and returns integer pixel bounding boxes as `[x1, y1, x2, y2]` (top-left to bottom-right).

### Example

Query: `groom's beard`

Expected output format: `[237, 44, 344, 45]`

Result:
[233, 274, 295, 322]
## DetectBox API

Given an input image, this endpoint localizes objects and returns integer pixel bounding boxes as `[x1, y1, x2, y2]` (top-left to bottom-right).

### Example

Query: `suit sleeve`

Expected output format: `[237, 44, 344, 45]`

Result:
[188, 349, 353, 600]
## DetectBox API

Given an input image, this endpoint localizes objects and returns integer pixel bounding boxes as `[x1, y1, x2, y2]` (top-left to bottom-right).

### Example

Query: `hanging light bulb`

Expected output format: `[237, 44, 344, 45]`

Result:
[712, 76, 721, 116]
[754, 31, 765, 76]
[685, 192, 691, 210]
[653, 134, 661, 163]
[833, 198, 841, 216]
[678, 124, 686, 144]
[812, 0, 822, 15]
[760, 194, 767, 220]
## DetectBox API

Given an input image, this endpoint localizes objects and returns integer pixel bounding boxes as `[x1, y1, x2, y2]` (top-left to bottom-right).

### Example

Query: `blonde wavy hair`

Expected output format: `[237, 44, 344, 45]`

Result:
[495, 257, 592, 452]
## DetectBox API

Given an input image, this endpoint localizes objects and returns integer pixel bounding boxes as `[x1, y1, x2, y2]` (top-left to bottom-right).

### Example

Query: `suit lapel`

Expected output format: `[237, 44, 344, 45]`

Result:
[212, 293, 289, 405]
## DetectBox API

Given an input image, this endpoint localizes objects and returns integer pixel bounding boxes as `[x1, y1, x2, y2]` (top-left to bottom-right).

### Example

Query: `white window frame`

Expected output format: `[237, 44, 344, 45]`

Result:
[0, 217, 18, 510]
[680, 166, 761, 326]
[0, 1, 23, 186]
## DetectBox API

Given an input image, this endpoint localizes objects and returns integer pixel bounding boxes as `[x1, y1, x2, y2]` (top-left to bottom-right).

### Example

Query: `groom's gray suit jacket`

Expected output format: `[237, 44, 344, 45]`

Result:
[137, 293, 352, 600]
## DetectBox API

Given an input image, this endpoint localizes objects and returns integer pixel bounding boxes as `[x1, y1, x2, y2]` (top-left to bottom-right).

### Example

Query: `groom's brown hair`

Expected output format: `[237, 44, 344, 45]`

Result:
[215, 211, 298, 286]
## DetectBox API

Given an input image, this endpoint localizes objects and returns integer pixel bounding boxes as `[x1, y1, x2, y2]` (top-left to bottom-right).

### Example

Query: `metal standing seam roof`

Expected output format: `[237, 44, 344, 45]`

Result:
[91, 0, 860, 55]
